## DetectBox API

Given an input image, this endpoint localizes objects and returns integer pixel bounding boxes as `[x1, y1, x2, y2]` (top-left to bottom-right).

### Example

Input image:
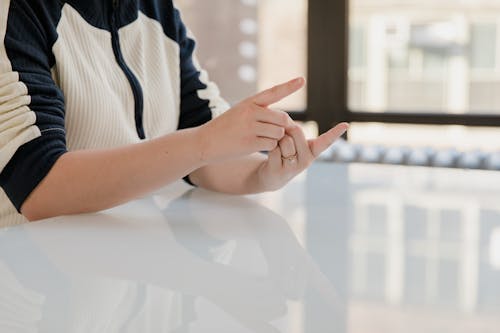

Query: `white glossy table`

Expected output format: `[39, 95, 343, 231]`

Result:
[1, 163, 499, 333]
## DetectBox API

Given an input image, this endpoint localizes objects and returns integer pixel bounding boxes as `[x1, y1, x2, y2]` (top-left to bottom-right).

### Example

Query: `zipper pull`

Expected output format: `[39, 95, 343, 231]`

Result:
[112, 0, 119, 10]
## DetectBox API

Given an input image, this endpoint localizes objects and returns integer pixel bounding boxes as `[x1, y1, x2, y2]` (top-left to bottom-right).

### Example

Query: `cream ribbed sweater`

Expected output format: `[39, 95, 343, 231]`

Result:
[0, 0, 229, 227]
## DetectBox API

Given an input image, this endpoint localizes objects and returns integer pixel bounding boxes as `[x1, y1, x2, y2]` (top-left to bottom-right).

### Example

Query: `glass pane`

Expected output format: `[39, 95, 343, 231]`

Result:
[175, 0, 307, 110]
[349, 0, 500, 114]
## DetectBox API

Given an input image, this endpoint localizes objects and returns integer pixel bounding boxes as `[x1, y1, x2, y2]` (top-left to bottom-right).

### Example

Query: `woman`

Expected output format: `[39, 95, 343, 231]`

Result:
[0, 0, 348, 225]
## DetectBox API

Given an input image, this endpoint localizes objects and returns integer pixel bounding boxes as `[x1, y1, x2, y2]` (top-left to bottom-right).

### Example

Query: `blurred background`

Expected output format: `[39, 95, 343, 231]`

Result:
[176, 0, 307, 111]
[173, 1, 500, 332]
[176, 0, 500, 153]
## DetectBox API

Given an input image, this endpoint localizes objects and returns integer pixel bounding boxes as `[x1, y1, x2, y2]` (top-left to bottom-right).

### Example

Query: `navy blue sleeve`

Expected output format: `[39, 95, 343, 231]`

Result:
[170, 7, 230, 186]
[0, 0, 67, 212]
[175, 8, 210, 130]
[173, 8, 229, 130]
[138, 1, 229, 130]
[137, 2, 230, 186]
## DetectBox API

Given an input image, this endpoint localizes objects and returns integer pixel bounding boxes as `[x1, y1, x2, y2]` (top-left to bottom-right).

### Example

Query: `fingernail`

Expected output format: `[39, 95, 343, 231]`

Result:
[293, 77, 304, 85]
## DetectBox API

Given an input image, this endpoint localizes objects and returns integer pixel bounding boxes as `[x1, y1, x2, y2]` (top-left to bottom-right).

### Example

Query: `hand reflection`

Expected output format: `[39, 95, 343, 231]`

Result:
[1, 187, 343, 332]
[160, 189, 344, 331]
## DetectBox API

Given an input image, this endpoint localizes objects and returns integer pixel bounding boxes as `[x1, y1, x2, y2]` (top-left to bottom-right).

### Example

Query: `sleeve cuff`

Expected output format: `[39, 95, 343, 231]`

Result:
[0, 132, 67, 212]
[183, 174, 196, 187]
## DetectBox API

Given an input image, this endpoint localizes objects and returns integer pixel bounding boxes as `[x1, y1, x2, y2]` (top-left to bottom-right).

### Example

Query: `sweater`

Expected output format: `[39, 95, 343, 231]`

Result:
[0, 0, 230, 226]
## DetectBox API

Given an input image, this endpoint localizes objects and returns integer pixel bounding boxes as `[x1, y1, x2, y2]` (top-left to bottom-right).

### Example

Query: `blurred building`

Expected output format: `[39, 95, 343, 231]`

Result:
[350, 0, 500, 114]
[348, 165, 500, 332]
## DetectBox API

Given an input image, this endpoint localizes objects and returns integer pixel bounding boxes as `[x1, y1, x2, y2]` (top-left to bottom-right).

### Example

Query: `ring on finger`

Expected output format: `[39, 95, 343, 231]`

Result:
[281, 153, 298, 162]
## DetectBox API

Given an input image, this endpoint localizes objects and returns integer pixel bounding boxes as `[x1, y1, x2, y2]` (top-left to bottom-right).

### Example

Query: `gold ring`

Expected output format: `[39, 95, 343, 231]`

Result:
[281, 153, 298, 162]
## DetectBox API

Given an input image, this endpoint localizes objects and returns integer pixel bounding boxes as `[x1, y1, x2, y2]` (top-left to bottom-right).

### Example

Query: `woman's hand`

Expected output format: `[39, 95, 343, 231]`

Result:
[256, 122, 349, 191]
[188, 77, 347, 195]
[196, 78, 304, 164]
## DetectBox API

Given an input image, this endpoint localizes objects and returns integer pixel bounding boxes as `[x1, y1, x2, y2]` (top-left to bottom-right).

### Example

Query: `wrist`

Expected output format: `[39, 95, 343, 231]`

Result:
[253, 155, 277, 192]
[227, 153, 270, 194]
[191, 125, 214, 166]
[194, 123, 220, 165]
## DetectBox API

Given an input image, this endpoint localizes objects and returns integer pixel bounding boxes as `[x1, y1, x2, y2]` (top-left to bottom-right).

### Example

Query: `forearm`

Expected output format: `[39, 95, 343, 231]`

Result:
[18, 78, 305, 221]
[189, 153, 269, 195]
[21, 128, 205, 221]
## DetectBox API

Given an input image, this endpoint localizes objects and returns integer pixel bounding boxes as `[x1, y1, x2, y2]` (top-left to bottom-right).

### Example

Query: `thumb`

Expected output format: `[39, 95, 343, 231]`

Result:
[251, 77, 305, 107]
[309, 123, 349, 158]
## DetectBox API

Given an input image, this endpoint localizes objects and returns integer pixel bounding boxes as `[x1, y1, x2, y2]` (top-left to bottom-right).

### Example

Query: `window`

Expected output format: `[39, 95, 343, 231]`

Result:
[470, 23, 497, 70]
[348, 0, 500, 114]
[306, 0, 500, 152]
[176, 1, 500, 153]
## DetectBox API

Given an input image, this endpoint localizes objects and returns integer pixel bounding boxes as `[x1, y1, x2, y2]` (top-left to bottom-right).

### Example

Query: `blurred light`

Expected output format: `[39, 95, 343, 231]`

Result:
[239, 18, 258, 35]
[457, 151, 485, 169]
[238, 65, 257, 82]
[485, 153, 500, 170]
[240, 0, 257, 6]
[359, 145, 384, 163]
[239, 41, 257, 59]
[433, 149, 460, 168]
[429, 22, 459, 43]
[407, 147, 434, 166]
[383, 147, 407, 164]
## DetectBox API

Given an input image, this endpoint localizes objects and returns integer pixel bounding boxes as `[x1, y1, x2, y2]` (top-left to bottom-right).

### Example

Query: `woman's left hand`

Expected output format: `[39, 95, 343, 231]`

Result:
[257, 122, 349, 191]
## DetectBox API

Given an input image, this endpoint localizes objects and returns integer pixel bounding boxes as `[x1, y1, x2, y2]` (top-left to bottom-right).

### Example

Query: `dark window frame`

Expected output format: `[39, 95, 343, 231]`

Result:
[299, 0, 500, 134]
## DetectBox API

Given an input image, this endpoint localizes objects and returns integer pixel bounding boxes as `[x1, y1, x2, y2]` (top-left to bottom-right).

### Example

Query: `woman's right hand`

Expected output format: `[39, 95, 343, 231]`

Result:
[196, 78, 305, 163]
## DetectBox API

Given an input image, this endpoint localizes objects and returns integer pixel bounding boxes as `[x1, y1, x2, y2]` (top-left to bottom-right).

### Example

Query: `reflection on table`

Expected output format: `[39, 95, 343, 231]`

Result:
[0, 162, 499, 333]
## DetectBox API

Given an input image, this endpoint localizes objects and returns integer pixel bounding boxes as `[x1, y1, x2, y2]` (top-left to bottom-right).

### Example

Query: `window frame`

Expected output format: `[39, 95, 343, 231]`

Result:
[303, 0, 500, 134]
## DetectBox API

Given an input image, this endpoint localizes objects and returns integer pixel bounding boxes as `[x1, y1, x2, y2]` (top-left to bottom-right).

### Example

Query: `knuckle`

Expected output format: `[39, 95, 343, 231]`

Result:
[267, 140, 278, 151]
[279, 112, 290, 125]
[270, 85, 281, 96]
[283, 135, 294, 146]
[289, 124, 302, 134]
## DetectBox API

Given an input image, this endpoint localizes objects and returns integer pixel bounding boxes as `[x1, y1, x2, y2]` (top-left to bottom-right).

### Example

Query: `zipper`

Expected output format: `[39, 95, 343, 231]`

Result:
[110, 0, 146, 139]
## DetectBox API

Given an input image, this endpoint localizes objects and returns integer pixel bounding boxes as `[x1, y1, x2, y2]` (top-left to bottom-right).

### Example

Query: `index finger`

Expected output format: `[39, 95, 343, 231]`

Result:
[251, 77, 305, 107]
